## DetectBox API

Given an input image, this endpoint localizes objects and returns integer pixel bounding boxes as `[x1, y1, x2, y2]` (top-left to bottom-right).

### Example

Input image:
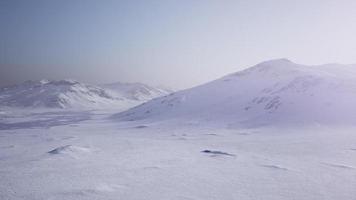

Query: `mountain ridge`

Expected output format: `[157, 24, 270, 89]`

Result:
[101, 81, 171, 101]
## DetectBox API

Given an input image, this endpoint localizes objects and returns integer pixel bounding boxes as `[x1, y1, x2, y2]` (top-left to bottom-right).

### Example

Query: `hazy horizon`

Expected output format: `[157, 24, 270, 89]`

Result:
[2, 0, 356, 89]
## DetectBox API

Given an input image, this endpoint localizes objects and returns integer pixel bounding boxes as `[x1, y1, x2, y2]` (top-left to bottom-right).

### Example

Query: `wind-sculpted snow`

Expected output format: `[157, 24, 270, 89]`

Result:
[201, 149, 236, 157]
[114, 59, 356, 127]
[48, 145, 91, 155]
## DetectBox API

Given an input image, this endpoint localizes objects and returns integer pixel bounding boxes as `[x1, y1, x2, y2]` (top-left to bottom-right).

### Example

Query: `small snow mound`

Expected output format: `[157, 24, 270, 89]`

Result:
[323, 162, 355, 170]
[48, 145, 91, 155]
[201, 150, 235, 157]
[261, 164, 289, 171]
[134, 125, 148, 129]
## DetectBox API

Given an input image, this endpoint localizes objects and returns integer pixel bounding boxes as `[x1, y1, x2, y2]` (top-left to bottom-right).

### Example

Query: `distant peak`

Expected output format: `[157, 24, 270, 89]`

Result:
[257, 58, 293, 66]
[228, 58, 299, 78]
[249, 58, 298, 72]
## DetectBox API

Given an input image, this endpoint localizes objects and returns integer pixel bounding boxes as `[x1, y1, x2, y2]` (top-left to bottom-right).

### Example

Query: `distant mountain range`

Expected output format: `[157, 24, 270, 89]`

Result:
[113, 59, 356, 127]
[0, 79, 171, 110]
[3, 59, 356, 127]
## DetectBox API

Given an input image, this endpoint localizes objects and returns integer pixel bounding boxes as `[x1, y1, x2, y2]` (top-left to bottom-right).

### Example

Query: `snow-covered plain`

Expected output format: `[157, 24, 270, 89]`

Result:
[1, 59, 356, 200]
[1, 113, 356, 200]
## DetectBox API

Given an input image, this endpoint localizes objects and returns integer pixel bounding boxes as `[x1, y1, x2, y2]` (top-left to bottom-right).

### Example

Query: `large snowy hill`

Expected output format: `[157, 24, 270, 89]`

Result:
[0, 79, 170, 110]
[114, 59, 356, 127]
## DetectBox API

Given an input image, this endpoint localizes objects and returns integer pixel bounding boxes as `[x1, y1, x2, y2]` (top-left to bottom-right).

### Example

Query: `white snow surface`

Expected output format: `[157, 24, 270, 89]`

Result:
[0, 110, 356, 200]
[114, 59, 356, 127]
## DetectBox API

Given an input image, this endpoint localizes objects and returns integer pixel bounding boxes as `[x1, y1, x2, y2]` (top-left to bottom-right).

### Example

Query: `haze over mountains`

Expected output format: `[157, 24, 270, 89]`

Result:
[114, 59, 356, 127]
[2, 59, 356, 127]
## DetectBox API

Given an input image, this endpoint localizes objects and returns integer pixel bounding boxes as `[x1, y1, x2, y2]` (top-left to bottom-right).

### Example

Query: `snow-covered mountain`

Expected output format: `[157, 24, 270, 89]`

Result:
[101, 82, 171, 101]
[0, 80, 126, 109]
[0, 79, 172, 110]
[114, 59, 356, 127]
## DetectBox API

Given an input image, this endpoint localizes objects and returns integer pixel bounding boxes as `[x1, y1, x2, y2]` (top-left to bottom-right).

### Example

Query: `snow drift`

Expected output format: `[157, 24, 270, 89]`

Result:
[114, 59, 356, 126]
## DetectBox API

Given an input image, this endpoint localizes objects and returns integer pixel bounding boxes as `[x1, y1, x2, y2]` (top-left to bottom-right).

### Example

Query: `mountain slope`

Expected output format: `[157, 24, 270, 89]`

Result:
[101, 82, 171, 101]
[114, 59, 356, 127]
[0, 80, 128, 109]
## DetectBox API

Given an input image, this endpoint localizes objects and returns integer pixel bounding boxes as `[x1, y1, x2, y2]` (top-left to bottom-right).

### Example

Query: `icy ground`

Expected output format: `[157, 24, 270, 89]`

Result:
[1, 109, 356, 200]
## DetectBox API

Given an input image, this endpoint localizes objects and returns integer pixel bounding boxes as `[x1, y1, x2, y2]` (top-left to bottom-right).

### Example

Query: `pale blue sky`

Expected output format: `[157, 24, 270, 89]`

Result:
[1, 0, 356, 89]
